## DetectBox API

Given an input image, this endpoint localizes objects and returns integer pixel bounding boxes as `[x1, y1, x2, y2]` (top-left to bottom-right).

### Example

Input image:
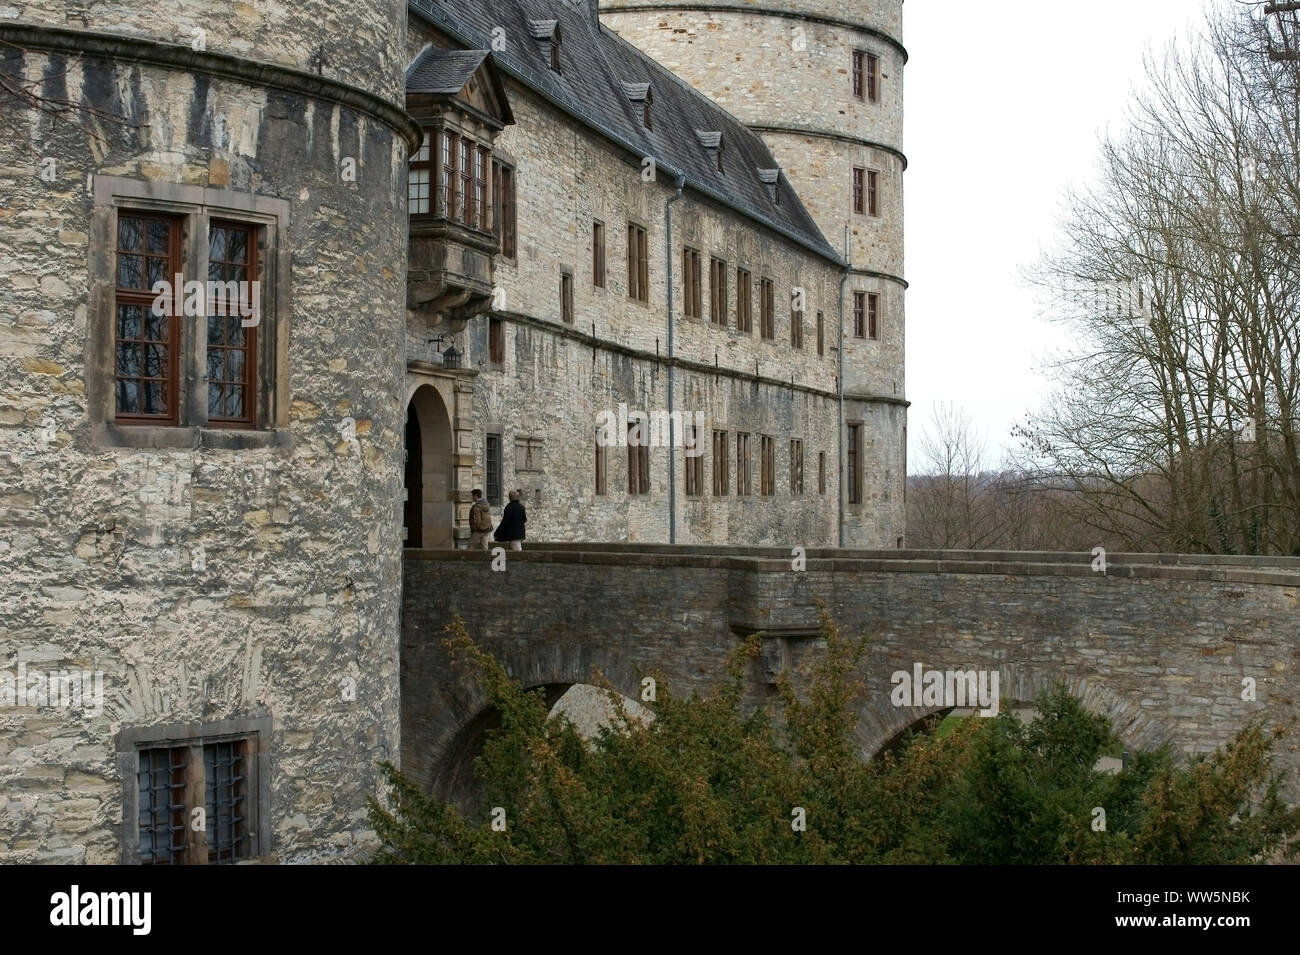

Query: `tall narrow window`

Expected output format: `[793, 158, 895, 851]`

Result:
[791, 306, 803, 350]
[790, 439, 804, 495]
[561, 271, 574, 324]
[847, 424, 861, 504]
[684, 425, 703, 497]
[710, 257, 728, 326]
[550, 26, 562, 73]
[408, 133, 432, 215]
[853, 167, 866, 215]
[643, 89, 653, 130]
[207, 221, 258, 428]
[628, 223, 649, 303]
[136, 745, 188, 863]
[760, 278, 775, 340]
[628, 423, 650, 495]
[115, 213, 181, 425]
[474, 145, 489, 231]
[493, 160, 516, 257]
[852, 50, 866, 100]
[595, 430, 607, 496]
[593, 220, 606, 288]
[441, 131, 456, 218]
[489, 317, 504, 364]
[712, 429, 729, 496]
[486, 433, 502, 506]
[683, 247, 702, 319]
[760, 435, 774, 496]
[853, 292, 866, 339]
[868, 169, 880, 217]
[458, 138, 471, 225]
[736, 268, 752, 333]
[736, 432, 751, 496]
[867, 53, 880, 103]
[818, 451, 827, 495]
[868, 292, 880, 340]
[816, 311, 825, 356]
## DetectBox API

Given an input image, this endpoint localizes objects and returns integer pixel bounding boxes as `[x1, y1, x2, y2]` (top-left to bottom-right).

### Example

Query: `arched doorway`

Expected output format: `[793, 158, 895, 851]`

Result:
[404, 384, 454, 549]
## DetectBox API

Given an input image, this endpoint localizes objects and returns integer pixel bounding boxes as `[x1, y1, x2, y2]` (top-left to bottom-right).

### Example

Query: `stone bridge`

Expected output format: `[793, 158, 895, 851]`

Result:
[400, 545, 1300, 802]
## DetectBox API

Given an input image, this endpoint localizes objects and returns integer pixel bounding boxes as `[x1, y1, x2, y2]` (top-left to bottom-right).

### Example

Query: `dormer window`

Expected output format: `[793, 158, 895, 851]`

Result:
[529, 20, 561, 74]
[758, 168, 780, 205]
[623, 82, 653, 130]
[696, 130, 723, 173]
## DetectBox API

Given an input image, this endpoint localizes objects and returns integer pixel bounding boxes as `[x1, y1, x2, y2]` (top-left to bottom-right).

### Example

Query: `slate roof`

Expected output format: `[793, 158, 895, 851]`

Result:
[407, 0, 842, 264]
[406, 48, 493, 95]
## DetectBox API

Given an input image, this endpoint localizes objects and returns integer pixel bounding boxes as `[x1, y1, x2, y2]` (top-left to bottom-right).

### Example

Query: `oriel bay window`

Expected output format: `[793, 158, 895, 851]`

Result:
[409, 128, 495, 232]
[96, 176, 286, 443]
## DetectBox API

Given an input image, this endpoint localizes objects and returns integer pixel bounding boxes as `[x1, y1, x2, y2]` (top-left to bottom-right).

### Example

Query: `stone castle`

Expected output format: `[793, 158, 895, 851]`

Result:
[0, 0, 905, 861]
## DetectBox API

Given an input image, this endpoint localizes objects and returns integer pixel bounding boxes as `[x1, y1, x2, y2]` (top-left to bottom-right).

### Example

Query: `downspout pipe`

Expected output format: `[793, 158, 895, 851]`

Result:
[838, 225, 850, 549]
[666, 173, 686, 543]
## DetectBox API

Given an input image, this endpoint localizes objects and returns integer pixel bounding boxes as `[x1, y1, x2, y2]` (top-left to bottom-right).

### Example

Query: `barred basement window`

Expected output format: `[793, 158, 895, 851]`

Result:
[486, 432, 503, 506]
[712, 429, 729, 496]
[736, 268, 752, 333]
[121, 718, 269, 866]
[760, 435, 775, 496]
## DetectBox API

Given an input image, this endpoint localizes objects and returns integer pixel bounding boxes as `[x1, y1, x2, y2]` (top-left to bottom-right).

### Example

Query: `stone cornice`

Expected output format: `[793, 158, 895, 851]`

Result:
[748, 124, 908, 171]
[599, 3, 910, 62]
[0, 22, 424, 152]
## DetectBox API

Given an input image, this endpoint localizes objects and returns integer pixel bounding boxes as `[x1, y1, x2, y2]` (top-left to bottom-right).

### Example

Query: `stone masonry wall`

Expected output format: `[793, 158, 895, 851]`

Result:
[402, 548, 1300, 806]
[0, 4, 411, 864]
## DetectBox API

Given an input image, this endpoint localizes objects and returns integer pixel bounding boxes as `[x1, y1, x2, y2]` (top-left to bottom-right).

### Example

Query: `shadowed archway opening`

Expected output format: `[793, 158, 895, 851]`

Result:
[404, 384, 454, 549]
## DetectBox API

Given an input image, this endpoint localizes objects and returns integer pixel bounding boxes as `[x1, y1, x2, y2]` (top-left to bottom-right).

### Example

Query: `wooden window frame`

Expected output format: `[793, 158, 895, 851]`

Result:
[867, 52, 880, 103]
[736, 268, 752, 333]
[760, 434, 775, 497]
[684, 424, 703, 497]
[114, 211, 182, 427]
[790, 438, 804, 495]
[683, 247, 702, 320]
[868, 292, 880, 340]
[485, 432, 503, 506]
[595, 431, 607, 496]
[710, 257, 728, 326]
[593, 220, 606, 288]
[791, 306, 804, 350]
[760, 278, 775, 340]
[816, 310, 825, 356]
[847, 423, 862, 505]
[852, 50, 865, 100]
[628, 223, 649, 304]
[561, 271, 574, 325]
[205, 219, 259, 430]
[408, 132, 433, 216]
[853, 167, 866, 215]
[853, 291, 866, 339]
[628, 423, 651, 496]
[493, 159, 517, 259]
[819, 451, 827, 495]
[488, 316, 505, 365]
[712, 429, 729, 496]
[736, 432, 751, 496]
[868, 169, 880, 217]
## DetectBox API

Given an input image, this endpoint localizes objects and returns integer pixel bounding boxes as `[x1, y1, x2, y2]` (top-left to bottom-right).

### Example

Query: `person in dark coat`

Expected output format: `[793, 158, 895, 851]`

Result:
[494, 489, 526, 550]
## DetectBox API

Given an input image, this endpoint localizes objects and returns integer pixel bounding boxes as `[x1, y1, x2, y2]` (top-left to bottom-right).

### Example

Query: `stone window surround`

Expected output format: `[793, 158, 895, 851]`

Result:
[116, 714, 272, 865]
[87, 175, 291, 450]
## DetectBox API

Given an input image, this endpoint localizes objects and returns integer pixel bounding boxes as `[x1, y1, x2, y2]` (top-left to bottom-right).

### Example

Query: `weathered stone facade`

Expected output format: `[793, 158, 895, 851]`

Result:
[600, 0, 909, 546]
[0, 4, 415, 862]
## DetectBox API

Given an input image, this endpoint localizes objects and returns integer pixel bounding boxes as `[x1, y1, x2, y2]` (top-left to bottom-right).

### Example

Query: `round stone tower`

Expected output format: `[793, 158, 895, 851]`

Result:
[600, 0, 908, 547]
[0, 0, 417, 861]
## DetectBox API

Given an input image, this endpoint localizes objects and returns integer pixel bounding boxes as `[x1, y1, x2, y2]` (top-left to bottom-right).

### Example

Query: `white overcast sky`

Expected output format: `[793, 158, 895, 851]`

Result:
[903, 0, 1225, 466]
